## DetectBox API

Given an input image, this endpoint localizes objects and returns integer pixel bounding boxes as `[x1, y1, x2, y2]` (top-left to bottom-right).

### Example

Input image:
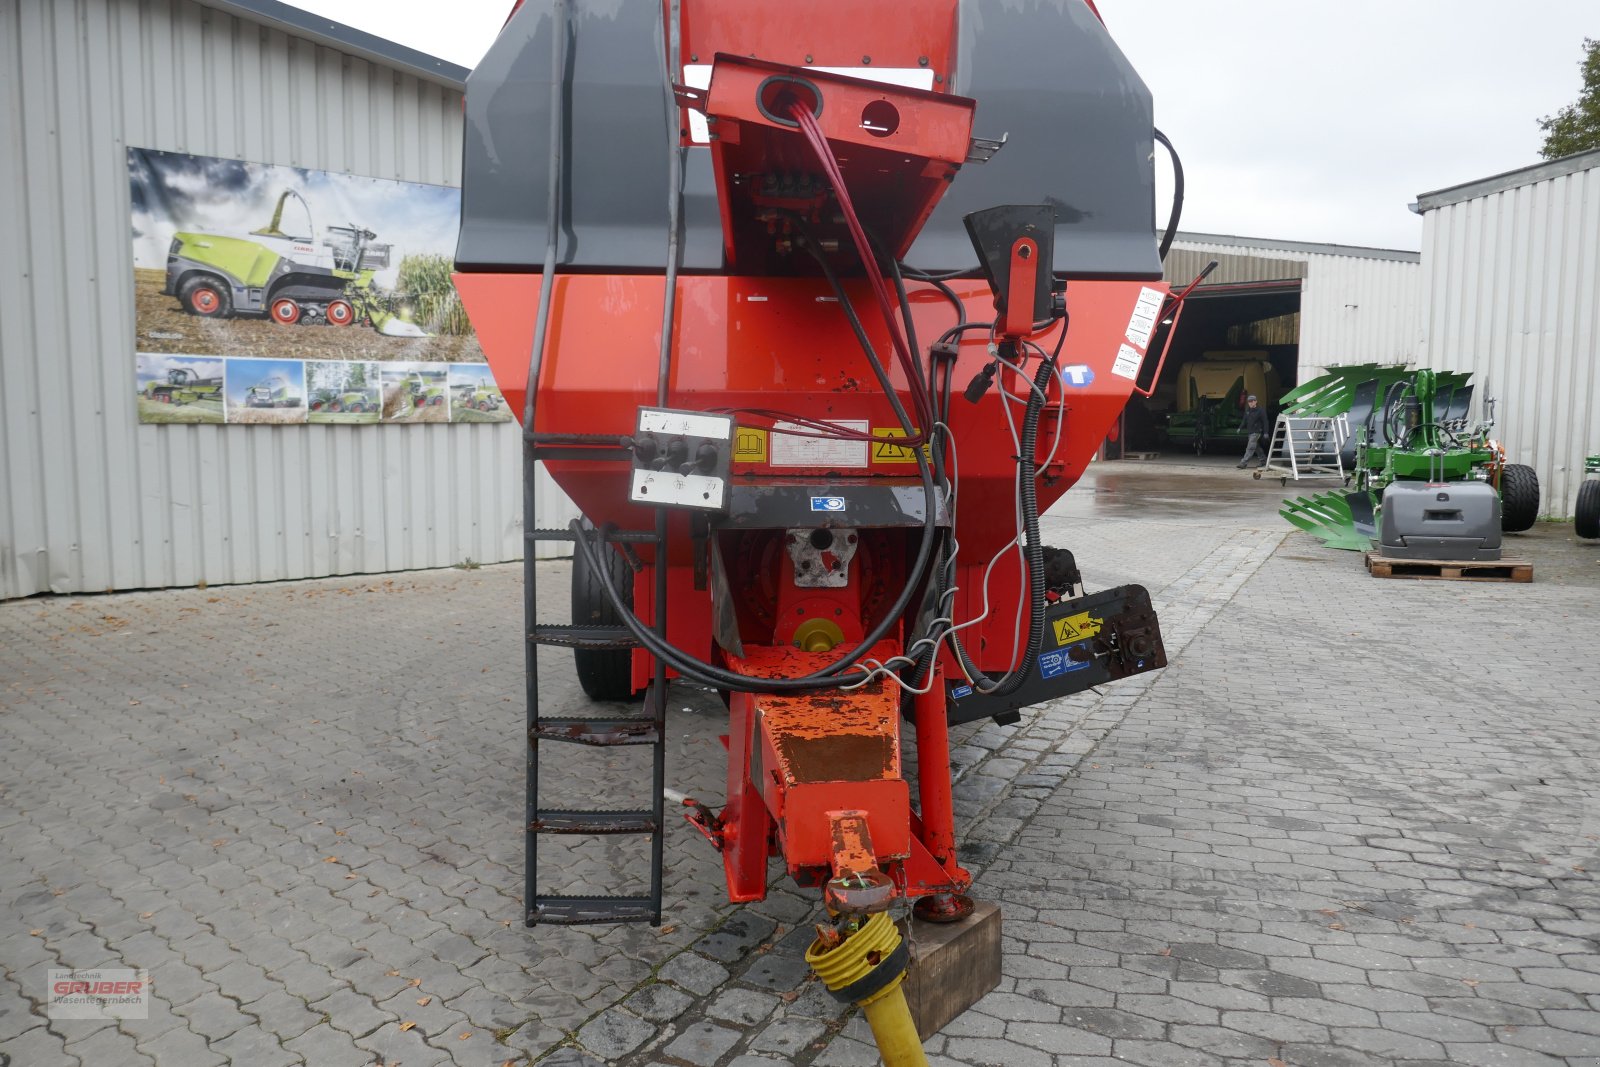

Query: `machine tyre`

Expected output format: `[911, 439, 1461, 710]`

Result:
[1500, 463, 1540, 533]
[270, 297, 302, 325]
[1576, 480, 1600, 540]
[572, 541, 639, 702]
[326, 299, 355, 326]
[181, 276, 231, 318]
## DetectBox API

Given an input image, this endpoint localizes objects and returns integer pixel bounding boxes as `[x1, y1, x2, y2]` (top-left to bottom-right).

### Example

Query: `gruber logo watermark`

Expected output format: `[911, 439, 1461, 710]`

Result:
[47, 968, 150, 1019]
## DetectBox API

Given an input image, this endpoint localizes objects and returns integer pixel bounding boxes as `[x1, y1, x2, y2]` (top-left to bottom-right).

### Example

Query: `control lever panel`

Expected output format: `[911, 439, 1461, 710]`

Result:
[628, 407, 734, 513]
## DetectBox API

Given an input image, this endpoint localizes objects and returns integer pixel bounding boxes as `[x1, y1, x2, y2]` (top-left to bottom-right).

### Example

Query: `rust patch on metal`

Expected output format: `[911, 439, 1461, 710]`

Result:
[828, 810, 876, 872]
[775, 730, 895, 784]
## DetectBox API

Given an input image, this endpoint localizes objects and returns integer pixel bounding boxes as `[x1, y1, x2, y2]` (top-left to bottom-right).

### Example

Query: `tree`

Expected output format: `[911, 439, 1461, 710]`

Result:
[1539, 38, 1600, 160]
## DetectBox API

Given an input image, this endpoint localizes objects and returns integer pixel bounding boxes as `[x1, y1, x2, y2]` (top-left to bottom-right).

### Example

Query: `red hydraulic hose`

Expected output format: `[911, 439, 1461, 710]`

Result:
[789, 101, 934, 441]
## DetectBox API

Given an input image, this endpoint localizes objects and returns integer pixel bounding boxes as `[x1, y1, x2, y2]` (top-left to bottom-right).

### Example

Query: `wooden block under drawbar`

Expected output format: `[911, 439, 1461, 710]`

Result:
[900, 900, 1001, 1040]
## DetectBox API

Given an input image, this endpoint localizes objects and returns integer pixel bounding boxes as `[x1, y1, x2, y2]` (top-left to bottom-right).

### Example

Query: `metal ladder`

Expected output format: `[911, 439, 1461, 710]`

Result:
[522, 438, 670, 926]
[1261, 413, 1349, 483]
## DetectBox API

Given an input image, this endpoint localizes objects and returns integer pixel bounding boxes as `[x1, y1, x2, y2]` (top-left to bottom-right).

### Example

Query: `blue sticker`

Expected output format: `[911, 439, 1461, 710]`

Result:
[810, 496, 846, 512]
[1039, 648, 1092, 680]
[951, 684, 973, 699]
[1060, 364, 1095, 388]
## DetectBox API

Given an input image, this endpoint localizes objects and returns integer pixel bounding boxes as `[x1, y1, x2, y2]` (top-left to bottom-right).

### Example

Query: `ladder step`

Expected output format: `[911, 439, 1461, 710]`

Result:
[532, 895, 657, 925]
[526, 528, 659, 544]
[530, 718, 660, 746]
[529, 623, 639, 649]
[532, 809, 656, 834]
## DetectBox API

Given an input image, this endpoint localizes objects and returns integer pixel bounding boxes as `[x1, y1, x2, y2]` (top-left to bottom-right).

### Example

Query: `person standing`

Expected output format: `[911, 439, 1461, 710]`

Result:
[1237, 394, 1270, 468]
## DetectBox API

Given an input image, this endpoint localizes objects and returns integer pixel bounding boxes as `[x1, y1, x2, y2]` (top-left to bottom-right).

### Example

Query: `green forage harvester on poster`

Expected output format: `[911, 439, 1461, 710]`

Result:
[127, 147, 491, 426]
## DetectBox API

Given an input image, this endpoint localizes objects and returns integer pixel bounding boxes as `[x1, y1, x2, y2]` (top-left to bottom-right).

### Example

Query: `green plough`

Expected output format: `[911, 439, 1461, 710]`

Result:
[1279, 365, 1538, 551]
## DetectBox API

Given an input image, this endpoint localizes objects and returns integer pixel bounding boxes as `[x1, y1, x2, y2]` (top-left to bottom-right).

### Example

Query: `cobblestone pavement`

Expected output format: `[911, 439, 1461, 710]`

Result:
[4, 460, 1600, 1066]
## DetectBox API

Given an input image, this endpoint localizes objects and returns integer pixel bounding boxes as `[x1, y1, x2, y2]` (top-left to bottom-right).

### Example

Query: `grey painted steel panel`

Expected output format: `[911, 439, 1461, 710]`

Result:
[0, 0, 575, 600]
[1418, 158, 1600, 521]
[457, 0, 1161, 279]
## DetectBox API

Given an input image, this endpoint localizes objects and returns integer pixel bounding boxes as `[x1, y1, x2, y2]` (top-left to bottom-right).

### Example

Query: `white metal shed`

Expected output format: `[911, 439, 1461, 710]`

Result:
[1415, 150, 1600, 521]
[1167, 232, 1422, 381]
[0, 0, 574, 600]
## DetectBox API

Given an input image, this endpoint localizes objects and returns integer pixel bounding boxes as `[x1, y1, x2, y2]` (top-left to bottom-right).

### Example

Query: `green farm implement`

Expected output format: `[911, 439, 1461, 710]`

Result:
[144, 366, 221, 406]
[405, 375, 448, 408]
[163, 190, 427, 338]
[243, 374, 301, 409]
[452, 383, 501, 412]
[1281, 366, 1539, 558]
[1164, 350, 1281, 453]
[309, 388, 375, 414]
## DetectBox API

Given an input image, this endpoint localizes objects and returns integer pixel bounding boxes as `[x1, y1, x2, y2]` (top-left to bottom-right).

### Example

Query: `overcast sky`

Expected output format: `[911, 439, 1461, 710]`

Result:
[291, 0, 1595, 250]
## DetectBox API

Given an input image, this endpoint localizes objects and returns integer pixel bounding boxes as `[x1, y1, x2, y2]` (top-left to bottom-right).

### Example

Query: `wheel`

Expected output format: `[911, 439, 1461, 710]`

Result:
[478, 400, 490, 411]
[1500, 463, 1540, 533]
[180, 276, 230, 318]
[269, 297, 302, 325]
[351, 402, 365, 414]
[310, 401, 323, 411]
[431, 395, 444, 406]
[329, 400, 343, 412]
[572, 542, 639, 702]
[1576, 479, 1600, 540]
[326, 299, 355, 326]
[158, 393, 172, 404]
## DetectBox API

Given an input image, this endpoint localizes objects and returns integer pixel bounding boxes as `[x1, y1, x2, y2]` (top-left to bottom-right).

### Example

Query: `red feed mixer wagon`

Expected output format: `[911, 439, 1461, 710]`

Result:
[453, 0, 1198, 1022]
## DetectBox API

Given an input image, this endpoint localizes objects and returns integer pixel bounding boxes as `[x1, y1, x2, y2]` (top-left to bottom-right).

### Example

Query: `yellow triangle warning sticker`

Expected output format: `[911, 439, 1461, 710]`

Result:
[1052, 611, 1103, 646]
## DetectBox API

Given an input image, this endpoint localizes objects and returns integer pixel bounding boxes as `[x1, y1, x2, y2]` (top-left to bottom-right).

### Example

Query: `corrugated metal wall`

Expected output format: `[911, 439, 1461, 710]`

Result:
[1297, 253, 1422, 378]
[1169, 237, 1422, 380]
[1418, 161, 1600, 520]
[0, 0, 573, 600]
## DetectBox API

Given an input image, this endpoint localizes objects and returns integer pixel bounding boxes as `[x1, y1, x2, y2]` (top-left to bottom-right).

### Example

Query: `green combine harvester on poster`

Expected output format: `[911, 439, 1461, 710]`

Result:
[142, 366, 221, 406]
[163, 190, 428, 337]
[1280, 364, 1539, 556]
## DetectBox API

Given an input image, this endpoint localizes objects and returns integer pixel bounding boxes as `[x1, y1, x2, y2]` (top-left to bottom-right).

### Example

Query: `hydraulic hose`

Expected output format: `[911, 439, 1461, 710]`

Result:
[951, 354, 1058, 697]
[1154, 127, 1184, 262]
[574, 227, 941, 695]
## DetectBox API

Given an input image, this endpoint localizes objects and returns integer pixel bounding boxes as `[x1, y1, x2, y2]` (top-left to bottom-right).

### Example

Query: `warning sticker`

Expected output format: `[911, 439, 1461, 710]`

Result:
[1124, 285, 1165, 350]
[771, 420, 869, 468]
[1111, 343, 1144, 381]
[870, 427, 930, 465]
[1039, 649, 1093, 680]
[733, 426, 768, 464]
[1051, 610, 1103, 647]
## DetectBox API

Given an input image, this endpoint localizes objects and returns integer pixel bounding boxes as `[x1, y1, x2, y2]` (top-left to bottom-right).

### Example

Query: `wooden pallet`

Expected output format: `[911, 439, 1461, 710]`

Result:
[1364, 552, 1532, 583]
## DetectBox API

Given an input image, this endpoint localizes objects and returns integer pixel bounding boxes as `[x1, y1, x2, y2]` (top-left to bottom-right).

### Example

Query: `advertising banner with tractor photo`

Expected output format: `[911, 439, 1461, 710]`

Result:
[129, 148, 484, 425]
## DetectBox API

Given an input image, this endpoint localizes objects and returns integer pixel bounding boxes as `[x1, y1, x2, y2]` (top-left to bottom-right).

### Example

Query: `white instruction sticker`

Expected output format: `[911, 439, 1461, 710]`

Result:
[1124, 286, 1165, 350]
[1111, 343, 1144, 381]
[770, 420, 870, 468]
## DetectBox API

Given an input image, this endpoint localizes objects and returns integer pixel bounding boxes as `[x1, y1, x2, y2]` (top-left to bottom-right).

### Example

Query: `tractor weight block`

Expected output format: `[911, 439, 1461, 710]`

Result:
[1378, 480, 1502, 562]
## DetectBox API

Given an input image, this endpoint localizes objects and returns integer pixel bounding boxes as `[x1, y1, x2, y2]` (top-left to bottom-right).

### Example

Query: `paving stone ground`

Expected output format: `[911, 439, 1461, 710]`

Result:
[3, 458, 1599, 1066]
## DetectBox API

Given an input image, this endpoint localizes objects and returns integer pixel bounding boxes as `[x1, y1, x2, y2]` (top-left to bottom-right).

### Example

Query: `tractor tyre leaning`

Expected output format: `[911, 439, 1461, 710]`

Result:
[1576, 480, 1600, 540]
[1500, 463, 1540, 533]
[571, 541, 640, 702]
